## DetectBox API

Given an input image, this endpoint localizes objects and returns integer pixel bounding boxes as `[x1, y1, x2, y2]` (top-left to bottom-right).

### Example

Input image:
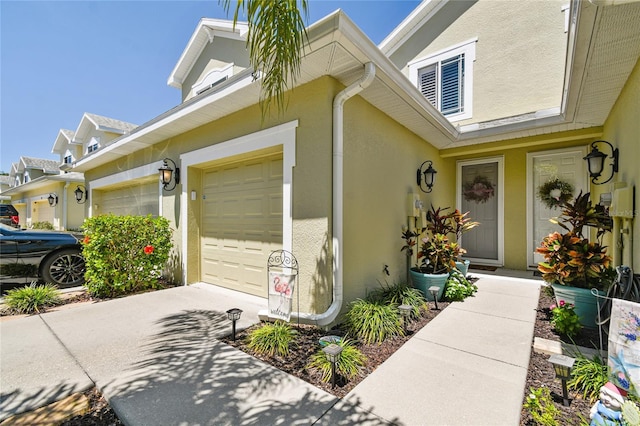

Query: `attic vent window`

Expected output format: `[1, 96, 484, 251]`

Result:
[196, 76, 228, 95]
[409, 38, 476, 122]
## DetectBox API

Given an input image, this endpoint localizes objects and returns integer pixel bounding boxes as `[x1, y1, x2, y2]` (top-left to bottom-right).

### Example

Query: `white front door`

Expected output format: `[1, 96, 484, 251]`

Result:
[526, 147, 588, 268]
[457, 157, 504, 266]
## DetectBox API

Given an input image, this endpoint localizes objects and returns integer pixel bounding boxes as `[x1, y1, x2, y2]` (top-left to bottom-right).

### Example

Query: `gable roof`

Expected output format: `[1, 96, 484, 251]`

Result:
[51, 129, 77, 153]
[18, 156, 60, 174]
[168, 18, 249, 89]
[73, 113, 137, 143]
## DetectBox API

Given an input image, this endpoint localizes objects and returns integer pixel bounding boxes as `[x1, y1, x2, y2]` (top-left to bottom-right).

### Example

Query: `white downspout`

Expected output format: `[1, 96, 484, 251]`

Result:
[290, 62, 376, 327]
[62, 182, 70, 230]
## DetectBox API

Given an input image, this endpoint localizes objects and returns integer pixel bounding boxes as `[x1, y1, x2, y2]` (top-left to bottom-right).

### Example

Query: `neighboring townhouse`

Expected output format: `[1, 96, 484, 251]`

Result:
[69, 0, 639, 326]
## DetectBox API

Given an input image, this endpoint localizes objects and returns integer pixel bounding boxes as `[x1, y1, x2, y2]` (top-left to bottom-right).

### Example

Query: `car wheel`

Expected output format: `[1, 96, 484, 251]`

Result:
[41, 248, 85, 287]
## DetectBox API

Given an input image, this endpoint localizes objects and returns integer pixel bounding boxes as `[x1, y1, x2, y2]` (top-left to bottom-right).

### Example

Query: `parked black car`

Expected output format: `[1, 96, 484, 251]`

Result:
[0, 223, 85, 294]
[0, 204, 20, 228]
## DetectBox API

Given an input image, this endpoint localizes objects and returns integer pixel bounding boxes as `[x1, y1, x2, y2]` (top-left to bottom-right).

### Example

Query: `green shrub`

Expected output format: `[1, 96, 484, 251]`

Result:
[444, 269, 477, 301]
[568, 354, 608, 402]
[246, 321, 297, 357]
[307, 338, 367, 383]
[344, 299, 404, 344]
[368, 282, 427, 320]
[30, 221, 54, 230]
[550, 300, 582, 338]
[82, 214, 172, 298]
[3, 283, 62, 314]
[523, 386, 559, 426]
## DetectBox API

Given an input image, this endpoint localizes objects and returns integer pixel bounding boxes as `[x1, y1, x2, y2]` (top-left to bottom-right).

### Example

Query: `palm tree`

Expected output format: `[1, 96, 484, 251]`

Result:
[221, 0, 309, 118]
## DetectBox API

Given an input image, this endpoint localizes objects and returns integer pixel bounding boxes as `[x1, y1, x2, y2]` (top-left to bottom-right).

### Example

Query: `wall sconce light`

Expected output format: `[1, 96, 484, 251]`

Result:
[548, 354, 575, 406]
[398, 304, 412, 334]
[47, 193, 58, 207]
[322, 343, 343, 389]
[417, 160, 437, 193]
[583, 140, 618, 185]
[226, 308, 243, 341]
[74, 185, 88, 204]
[158, 158, 180, 191]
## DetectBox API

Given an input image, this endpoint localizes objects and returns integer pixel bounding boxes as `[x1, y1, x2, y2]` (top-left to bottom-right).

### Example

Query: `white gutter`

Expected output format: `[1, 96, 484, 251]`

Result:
[290, 62, 376, 327]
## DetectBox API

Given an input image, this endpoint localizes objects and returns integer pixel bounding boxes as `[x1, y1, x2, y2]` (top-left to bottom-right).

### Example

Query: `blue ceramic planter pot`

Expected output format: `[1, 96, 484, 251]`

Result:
[410, 269, 448, 301]
[454, 260, 470, 277]
[551, 283, 605, 329]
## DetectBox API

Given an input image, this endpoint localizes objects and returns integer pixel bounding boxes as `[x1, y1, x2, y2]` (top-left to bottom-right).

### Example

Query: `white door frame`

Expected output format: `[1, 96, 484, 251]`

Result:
[526, 146, 588, 269]
[456, 156, 504, 266]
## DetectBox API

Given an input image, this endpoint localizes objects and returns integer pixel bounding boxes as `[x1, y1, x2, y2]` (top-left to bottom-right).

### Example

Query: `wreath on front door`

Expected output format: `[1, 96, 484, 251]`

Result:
[536, 178, 574, 209]
[463, 175, 495, 204]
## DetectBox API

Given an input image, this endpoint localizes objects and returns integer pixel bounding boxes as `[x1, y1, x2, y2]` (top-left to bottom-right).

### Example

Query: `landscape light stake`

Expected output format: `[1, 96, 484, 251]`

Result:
[398, 304, 412, 334]
[548, 354, 575, 406]
[322, 343, 343, 389]
[429, 286, 440, 310]
[226, 308, 243, 341]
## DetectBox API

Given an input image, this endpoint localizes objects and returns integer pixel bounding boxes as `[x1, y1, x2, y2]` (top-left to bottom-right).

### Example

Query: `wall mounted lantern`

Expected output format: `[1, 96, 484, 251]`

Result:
[417, 160, 437, 193]
[158, 158, 180, 191]
[583, 140, 618, 185]
[75, 185, 88, 204]
[47, 193, 58, 207]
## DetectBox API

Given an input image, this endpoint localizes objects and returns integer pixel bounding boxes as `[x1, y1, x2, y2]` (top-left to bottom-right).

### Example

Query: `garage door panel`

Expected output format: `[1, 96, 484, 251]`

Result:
[201, 153, 282, 297]
[100, 182, 158, 216]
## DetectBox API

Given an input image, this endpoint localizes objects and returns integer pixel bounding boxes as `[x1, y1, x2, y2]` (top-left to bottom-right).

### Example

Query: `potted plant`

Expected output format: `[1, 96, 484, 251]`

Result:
[536, 191, 614, 327]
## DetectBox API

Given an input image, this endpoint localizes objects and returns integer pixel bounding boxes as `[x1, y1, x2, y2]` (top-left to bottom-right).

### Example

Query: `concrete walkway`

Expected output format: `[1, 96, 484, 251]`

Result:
[0, 275, 540, 425]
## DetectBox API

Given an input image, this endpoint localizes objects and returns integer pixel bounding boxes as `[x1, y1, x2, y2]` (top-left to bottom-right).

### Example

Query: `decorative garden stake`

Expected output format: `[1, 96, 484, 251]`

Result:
[322, 343, 343, 389]
[226, 308, 243, 341]
[548, 354, 575, 406]
[429, 286, 440, 310]
[398, 304, 412, 334]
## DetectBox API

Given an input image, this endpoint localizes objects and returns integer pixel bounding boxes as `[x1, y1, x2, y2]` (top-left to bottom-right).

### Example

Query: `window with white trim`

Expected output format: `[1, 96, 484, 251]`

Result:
[409, 38, 477, 121]
[86, 137, 100, 154]
[63, 151, 73, 164]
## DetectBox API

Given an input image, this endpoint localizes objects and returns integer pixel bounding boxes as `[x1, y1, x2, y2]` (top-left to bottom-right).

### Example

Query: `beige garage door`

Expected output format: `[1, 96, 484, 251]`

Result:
[99, 181, 159, 216]
[201, 153, 283, 297]
[33, 200, 55, 225]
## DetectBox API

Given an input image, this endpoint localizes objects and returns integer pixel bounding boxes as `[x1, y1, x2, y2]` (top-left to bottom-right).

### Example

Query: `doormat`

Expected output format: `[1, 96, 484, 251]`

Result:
[469, 265, 498, 271]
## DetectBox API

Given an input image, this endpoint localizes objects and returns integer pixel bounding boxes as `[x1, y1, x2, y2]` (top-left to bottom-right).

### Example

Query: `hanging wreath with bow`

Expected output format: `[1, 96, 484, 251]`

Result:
[463, 175, 495, 204]
[536, 178, 574, 209]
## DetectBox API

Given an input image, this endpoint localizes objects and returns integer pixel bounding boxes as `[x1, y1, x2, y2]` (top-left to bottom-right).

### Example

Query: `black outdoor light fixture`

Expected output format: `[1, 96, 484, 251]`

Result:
[548, 354, 575, 406]
[226, 308, 243, 341]
[158, 158, 181, 191]
[47, 193, 58, 207]
[417, 160, 437, 193]
[583, 140, 618, 185]
[75, 185, 88, 204]
[322, 343, 343, 389]
[398, 304, 412, 334]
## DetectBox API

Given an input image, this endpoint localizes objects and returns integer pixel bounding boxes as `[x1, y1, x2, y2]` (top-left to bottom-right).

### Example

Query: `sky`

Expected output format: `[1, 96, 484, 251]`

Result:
[0, 0, 421, 173]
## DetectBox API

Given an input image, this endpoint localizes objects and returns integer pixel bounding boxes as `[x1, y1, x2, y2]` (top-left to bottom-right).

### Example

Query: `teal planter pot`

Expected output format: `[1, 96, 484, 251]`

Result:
[454, 260, 470, 277]
[410, 269, 448, 301]
[551, 284, 605, 329]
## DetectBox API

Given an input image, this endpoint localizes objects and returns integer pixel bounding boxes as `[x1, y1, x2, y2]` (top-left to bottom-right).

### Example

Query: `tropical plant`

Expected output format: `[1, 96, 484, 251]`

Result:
[307, 338, 367, 383]
[450, 208, 480, 244]
[3, 282, 62, 314]
[553, 191, 612, 240]
[523, 386, 560, 426]
[567, 353, 608, 403]
[221, 0, 309, 118]
[344, 299, 404, 344]
[416, 233, 458, 274]
[425, 205, 455, 236]
[30, 221, 54, 230]
[368, 282, 428, 320]
[246, 321, 297, 357]
[549, 300, 582, 337]
[82, 214, 173, 297]
[444, 270, 477, 302]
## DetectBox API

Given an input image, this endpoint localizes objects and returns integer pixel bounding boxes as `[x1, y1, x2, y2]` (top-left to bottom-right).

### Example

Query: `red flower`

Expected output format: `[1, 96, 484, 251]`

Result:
[83, 236, 90, 244]
[144, 245, 154, 255]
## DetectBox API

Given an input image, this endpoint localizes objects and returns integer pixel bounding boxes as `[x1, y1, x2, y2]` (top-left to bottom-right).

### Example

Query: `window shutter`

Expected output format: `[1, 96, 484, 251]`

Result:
[418, 65, 437, 108]
[440, 54, 464, 115]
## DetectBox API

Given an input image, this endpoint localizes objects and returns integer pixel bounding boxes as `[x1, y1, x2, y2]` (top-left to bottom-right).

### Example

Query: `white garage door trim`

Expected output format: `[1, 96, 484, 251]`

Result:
[180, 120, 298, 287]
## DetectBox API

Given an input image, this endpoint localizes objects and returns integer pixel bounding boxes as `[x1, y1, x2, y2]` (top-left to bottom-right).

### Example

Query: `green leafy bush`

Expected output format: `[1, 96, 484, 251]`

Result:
[344, 299, 404, 344]
[444, 270, 477, 302]
[307, 338, 367, 383]
[568, 354, 608, 402]
[523, 386, 559, 426]
[30, 221, 54, 230]
[3, 283, 61, 314]
[82, 214, 172, 298]
[368, 282, 427, 320]
[550, 300, 582, 338]
[246, 321, 297, 357]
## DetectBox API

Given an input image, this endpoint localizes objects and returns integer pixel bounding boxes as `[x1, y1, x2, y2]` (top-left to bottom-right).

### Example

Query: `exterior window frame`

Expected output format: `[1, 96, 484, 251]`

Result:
[86, 137, 100, 154]
[409, 38, 477, 122]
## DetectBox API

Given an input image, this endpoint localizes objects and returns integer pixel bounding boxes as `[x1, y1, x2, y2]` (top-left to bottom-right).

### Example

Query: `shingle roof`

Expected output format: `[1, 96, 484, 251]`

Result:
[0, 175, 13, 186]
[85, 113, 137, 133]
[20, 156, 60, 174]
